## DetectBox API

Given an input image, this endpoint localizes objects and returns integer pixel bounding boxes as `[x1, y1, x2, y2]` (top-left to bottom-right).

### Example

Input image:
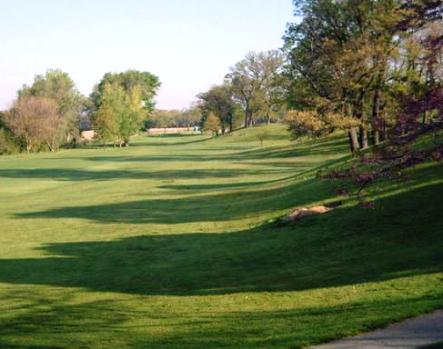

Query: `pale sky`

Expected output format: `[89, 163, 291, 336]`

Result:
[0, 0, 294, 110]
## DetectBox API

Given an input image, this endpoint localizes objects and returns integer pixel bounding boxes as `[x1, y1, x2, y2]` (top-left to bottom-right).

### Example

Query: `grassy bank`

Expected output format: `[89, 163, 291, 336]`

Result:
[0, 124, 442, 348]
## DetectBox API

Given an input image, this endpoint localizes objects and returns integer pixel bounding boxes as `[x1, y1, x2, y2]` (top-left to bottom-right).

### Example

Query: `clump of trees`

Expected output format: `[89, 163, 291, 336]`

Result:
[226, 50, 287, 127]
[196, 50, 288, 134]
[1, 69, 86, 153]
[283, 0, 443, 154]
[198, 84, 237, 134]
[91, 70, 160, 146]
[0, 69, 161, 154]
[18, 69, 85, 145]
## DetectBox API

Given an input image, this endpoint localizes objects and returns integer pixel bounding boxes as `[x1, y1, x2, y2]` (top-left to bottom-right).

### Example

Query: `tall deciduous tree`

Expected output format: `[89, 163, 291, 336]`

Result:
[225, 50, 285, 127]
[18, 69, 85, 145]
[93, 83, 145, 147]
[91, 70, 160, 145]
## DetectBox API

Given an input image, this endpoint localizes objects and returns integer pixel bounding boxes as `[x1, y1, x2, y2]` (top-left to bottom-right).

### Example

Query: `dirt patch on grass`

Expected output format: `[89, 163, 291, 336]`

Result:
[280, 201, 342, 224]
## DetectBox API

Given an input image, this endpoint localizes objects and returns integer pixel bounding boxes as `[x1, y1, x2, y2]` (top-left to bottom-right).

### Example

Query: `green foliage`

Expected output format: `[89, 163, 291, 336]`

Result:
[91, 70, 160, 113]
[225, 50, 286, 127]
[93, 83, 145, 146]
[0, 112, 21, 154]
[91, 70, 159, 145]
[198, 84, 237, 133]
[0, 129, 20, 154]
[93, 84, 124, 144]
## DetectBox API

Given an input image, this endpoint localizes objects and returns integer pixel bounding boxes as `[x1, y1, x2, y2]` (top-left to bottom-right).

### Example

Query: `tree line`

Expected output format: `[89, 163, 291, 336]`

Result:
[145, 108, 201, 129]
[1, 0, 441, 154]
[0, 47, 290, 153]
[196, 0, 442, 147]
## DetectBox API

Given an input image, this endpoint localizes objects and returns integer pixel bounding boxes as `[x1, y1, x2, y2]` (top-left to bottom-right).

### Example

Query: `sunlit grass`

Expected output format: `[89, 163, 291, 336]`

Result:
[0, 124, 442, 348]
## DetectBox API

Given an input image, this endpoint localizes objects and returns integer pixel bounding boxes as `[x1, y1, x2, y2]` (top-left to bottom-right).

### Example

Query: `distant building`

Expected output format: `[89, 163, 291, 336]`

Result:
[81, 130, 96, 141]
[147, 127, 201, 135]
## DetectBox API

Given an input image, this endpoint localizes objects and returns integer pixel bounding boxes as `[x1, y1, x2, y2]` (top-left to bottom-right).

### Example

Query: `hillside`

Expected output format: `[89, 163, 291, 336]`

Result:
[0, 124, 442, 349]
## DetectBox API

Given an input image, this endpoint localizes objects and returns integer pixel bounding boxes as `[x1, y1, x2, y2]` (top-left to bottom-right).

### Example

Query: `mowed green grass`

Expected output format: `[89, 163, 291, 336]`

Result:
[0, 124, 442, 349]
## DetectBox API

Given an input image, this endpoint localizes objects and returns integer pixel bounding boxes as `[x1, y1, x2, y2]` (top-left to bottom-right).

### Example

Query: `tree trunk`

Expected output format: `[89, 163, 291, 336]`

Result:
[46, 142, 54, 152]
[422, 111, 428, 125]
[247, 112, 254, 127]
[373, 130, 380, 145]
[348, 127, 360, 153]
[353, 95, 367, 149]
[371, 87, 381, 146]
[382, 123, 388, 141]
[244, 110, 250, 128]
[360, 126, 369, 149]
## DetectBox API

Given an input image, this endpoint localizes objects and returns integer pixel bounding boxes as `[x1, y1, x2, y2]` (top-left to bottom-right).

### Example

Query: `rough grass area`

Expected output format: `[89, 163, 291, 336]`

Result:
[0, 124, 442, 349]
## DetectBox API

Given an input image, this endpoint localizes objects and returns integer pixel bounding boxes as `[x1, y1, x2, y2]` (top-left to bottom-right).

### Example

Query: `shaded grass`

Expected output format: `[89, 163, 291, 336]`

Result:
[0, 124, 442, 349]
[421, 343, 443, 349]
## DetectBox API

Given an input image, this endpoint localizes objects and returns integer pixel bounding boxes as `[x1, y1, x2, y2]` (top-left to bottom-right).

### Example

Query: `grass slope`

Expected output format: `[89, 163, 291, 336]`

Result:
[0, 124, 442, 349]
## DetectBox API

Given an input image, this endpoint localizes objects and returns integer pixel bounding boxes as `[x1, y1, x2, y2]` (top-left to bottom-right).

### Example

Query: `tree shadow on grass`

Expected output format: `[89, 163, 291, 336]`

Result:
[52, 135, 350, 164]
[0, 290, 129, 349]
[141, 134, 211, 147]
[3, 182, 443, 296]
[0, 167, 290, 182]
[80, 136, 350, 164]
[15, 178, 329, 223]
[226, 137, 350, 160]
[82, 134, 211, 149]
[0, 290, 441, 349]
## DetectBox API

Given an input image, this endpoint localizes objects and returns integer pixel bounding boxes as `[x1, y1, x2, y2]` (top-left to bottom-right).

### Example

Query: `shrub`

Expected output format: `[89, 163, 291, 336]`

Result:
[0, 129, 21, 155]
[285, 110, 326, 139]
[203, 112, 221, 136]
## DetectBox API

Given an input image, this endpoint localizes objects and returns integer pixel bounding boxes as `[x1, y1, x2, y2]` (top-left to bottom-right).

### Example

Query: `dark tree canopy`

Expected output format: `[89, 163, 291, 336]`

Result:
[198, 84, 237, 134]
